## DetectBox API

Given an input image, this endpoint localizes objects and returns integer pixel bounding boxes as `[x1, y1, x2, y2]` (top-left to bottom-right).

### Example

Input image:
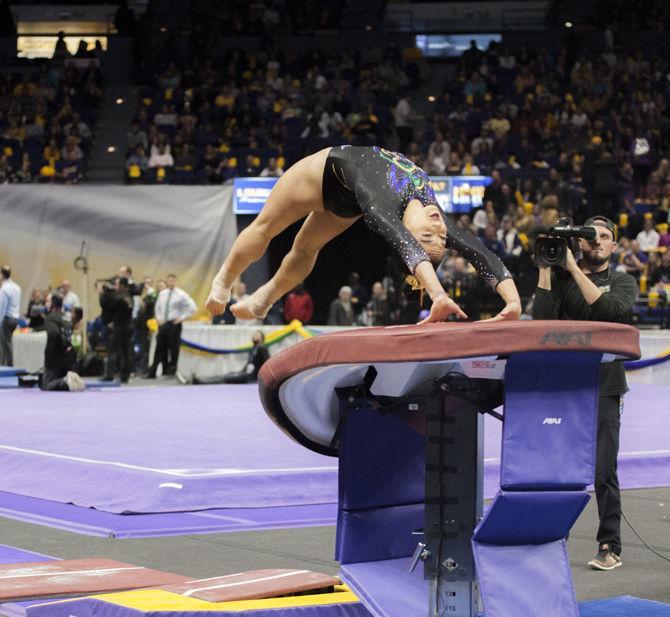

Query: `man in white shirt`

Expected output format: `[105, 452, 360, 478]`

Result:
[0, 266, 22, 366]
[148, 274, 196, 377]
[259, 157, 284, 177]
[636, 217, 660, 252]
[61, 279, 81, 322]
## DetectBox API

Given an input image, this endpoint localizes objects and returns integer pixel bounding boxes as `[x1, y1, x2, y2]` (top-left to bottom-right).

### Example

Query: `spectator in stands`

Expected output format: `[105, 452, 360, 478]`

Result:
[260, 157, 284, 177]
[154, 104, 178, 129]
[461, 153, 480, 176]
[363, 282, 390, 326]
[174, 143, 196, 173]
[426, 131, 450, 174]
[239, 154, 261, 177]
[126, 145, 149, 181]
[481, 224, 505, 257]
[41, 294, 85, 392]
[636, 216, 660, 251]
[283, 284, 313, 324]
[394, 91, 414, 153]
[650, 250, 670, 291]
[26, 287, 46, 330]
[497, 216, 523, 260]
[148, 143, 174, 170]
[620, 239, 647, 280]
[327, 286, 355, 326]
[0, 266, 21, 366]
[64, 113, 92, 142]
[127, 121, 148, 151]
[60, 136, 83, 182]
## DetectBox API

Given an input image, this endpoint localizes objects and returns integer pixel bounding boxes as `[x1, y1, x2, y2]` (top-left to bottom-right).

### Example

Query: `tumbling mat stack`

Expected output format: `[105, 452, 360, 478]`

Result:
[0, 555, 368, 617]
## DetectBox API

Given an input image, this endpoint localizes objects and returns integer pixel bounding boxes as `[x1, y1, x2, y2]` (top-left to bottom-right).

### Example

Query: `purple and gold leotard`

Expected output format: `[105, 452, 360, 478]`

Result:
[322, 145, 511, 287]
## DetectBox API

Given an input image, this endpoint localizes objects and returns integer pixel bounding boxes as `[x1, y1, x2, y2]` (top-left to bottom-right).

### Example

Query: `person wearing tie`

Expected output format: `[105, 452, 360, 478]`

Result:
[148, 274, 196, 377]
[0, 266, 22, 366]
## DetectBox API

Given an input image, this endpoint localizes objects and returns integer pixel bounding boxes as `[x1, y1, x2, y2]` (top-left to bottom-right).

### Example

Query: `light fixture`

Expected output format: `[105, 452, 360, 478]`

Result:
[428, 95, 436, 102]
[107, 146, 116, 153]
[365, 25, 372, 31]
[160, 26, 167, 32]
[565, 21, 573, 28]
[116, 98, 124, 104]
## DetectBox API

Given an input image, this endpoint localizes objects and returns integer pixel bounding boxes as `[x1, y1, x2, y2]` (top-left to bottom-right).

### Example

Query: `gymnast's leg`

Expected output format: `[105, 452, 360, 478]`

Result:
[206, 149, 331, 315]
[232, 211, 360, 320]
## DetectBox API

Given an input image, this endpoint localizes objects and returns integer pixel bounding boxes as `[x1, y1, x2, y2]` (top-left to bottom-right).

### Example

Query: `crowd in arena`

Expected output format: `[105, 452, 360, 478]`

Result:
[0, 34, 104, 184]
[3, 0, 670, 325]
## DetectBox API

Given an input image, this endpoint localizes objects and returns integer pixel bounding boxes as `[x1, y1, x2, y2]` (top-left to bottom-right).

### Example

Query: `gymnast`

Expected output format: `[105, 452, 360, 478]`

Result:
[206, 146, 521, 324]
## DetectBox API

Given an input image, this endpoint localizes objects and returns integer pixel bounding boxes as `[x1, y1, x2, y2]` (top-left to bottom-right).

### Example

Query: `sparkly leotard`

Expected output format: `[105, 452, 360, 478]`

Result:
[322, 145, 512, 287]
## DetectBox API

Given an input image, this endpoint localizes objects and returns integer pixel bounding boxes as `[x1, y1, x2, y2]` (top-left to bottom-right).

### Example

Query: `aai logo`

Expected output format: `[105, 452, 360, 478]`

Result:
[542, 417, 563, 425]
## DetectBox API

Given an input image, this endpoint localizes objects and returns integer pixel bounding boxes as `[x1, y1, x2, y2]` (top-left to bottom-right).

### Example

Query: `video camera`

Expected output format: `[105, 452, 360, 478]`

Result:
[95, 277, 144, 296]
[533, 218, 598, 268]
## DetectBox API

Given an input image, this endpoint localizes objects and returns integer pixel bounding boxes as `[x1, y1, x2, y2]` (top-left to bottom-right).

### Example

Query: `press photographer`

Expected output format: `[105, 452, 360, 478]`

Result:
[531, 216, 638, 571]
[41, 294, 85, 392]
[99, 276, 134, 383]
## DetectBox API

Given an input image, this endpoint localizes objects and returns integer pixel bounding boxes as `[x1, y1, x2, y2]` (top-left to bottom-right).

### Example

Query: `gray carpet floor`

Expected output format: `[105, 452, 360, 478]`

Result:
[0, 487, 667, 605]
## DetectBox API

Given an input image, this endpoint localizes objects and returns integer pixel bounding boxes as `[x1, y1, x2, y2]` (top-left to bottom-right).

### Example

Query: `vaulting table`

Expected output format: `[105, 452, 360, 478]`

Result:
[259, 321, 640, 617]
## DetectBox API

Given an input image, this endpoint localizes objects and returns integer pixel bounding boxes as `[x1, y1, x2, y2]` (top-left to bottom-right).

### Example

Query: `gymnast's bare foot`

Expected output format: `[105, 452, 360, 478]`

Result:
[231, 285, 274, 320]
[206, 280, 232, 316]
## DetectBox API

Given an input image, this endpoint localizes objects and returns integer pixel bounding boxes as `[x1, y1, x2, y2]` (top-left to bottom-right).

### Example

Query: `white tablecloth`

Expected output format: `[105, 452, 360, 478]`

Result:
[176, 324, 347, 378]
[12, 330, 47, 372]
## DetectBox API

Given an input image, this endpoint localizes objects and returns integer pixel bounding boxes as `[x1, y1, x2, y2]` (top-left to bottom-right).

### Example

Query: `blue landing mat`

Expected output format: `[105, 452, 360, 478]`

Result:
[0, 491, 337, 538]
[580, 595, 670, 616]
[0, 367, 26, 377]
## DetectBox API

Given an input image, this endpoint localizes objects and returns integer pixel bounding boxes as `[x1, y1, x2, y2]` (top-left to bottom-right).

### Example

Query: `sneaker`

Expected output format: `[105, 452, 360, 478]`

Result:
[588, 545, 622, 570]
[65, 371, 86, 392]
[175, 372, 192, 385]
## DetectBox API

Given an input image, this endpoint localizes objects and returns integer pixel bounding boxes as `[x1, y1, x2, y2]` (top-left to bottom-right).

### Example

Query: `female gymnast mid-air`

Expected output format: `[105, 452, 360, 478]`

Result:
[206, 145, 521, 324]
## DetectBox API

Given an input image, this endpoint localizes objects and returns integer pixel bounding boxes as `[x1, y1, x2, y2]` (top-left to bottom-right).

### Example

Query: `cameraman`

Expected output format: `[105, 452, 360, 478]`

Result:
[532, 216, 638, 571]
[100, 277, 134, 383]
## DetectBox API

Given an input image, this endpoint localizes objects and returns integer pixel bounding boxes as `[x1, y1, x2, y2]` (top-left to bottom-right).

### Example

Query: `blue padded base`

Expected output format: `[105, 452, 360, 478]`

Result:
[473, 540, 579, 617]
[337, 503, 423, 565]
[473, 490, 590, 544]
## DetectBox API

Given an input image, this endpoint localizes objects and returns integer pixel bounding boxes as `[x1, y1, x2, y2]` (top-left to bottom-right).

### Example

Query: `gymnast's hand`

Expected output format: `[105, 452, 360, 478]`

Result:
[418, 294, 468, 325]
[479, 301, 522, 323]
[205, 278, 231, 316]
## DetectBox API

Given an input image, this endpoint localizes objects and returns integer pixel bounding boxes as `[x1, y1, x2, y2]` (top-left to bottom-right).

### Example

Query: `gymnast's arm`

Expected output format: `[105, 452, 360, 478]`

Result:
[446, 225, 521, 321]
[360, 204, 468, 323]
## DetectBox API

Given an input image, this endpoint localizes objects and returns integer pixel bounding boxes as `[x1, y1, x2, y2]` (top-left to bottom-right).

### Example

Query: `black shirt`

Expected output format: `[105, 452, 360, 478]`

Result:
[532, 267, 638, 395]
[44, 311, 74, 376]
[248, 344, 270, 380]
[100, 289, 133, 330]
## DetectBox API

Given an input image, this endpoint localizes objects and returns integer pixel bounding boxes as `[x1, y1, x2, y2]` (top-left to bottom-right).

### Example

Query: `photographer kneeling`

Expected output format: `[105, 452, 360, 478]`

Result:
[100, 277, 134, 383]
[41, 294, 85, 392]
[532, 216, 638, 571]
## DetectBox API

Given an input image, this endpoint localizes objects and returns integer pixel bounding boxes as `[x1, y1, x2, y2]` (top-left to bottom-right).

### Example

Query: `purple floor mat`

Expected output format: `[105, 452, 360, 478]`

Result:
[0, 544, 55, 564]
[0, 491, 337, 538]
[0, 385, 338, 513]
[0, 384, 666, 524]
